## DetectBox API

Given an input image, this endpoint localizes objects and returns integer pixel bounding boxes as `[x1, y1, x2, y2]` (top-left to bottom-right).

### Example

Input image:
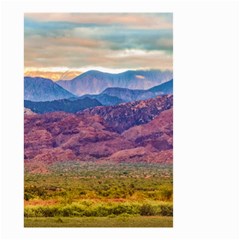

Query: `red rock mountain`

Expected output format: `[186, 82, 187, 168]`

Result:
[24, 95, 173, 164]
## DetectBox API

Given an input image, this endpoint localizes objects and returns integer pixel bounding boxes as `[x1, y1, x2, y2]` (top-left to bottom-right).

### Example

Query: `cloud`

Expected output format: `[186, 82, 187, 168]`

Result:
[24, 13, 173, 71]
[24, 69, 83, 81]
[24, 67, 134, 80]
[25, 13, 172, 30]
[25, 45, 172, 70]
[108, 49, 167, 58]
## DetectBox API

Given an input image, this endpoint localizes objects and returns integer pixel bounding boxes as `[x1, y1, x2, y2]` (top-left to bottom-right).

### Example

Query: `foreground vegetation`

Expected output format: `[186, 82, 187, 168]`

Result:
[25, 201, 173, 217]
[24, 162, 173, 227]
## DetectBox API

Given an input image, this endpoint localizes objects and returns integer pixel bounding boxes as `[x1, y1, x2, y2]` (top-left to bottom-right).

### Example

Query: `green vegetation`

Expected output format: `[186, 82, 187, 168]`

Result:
[25, 216, 173, 227]
[24, 162, 173, 227]
[24, 201, 173, 217]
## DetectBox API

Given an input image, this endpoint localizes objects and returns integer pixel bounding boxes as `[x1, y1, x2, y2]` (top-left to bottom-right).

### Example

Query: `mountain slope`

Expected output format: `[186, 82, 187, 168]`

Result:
[101, 88, 149, 102]
[148, 79, 173, 94]
[96, 79, 173, 103]
[24, 97, 102, 114]
[82, 95, 173, 133]
[79, 93, 124, 106]
[123, 108, 173, 150]
[24, 77, 75, 102]
[24, 96, 173, 163]
[57, 70, 173, 96]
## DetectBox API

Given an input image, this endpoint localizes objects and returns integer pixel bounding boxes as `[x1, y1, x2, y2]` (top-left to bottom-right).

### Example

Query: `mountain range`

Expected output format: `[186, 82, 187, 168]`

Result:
[56, 70, 173, 96]
[98, 79, 173, 102]
[24, 70, 173, 102]
[24, 80, 173, 113]
[24, 69, 173, 165]
[24, 95, 173, 164]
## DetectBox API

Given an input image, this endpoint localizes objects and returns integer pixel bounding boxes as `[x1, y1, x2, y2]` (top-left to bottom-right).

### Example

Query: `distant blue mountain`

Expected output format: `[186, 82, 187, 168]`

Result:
[24, 77, 75, 102]
[96, 79, 173, 103]
[24, 97, 102, 114]
[57, 70, 173, 96]
[24, 79, 173, 113]
[148, 79, 173, 94]
[79, 94, 123, 106]
[101, 88, 152, 102]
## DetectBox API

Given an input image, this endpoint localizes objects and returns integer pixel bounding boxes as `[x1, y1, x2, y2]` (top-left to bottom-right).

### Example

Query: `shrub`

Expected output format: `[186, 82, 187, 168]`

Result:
[24, 193, 33, 201]
[139, 204, 156, 216]
[24, 208, 35, 218]
[160, 204, 173, 216]
[117, 213, 132, 221]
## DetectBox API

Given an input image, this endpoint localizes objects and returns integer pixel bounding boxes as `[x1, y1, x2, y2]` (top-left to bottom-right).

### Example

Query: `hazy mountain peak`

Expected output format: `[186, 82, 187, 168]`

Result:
[24, 76, 75, 102]
[57, 69, 173, 96]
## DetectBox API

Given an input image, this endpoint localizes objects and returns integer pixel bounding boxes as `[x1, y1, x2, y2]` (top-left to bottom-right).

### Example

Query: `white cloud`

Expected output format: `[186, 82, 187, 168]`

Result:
[109, 49, 167, 58]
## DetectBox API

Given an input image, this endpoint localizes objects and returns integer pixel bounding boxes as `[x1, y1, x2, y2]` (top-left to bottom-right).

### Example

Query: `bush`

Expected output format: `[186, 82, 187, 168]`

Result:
[24, 208, 35, 218]
[160, 204, 173, 216]
[24, 193, 33, 201]
[139, 204, 156, 216]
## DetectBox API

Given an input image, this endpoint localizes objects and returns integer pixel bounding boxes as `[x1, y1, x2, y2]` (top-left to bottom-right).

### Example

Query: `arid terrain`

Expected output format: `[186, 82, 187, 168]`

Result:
[25, 95, 173, 166]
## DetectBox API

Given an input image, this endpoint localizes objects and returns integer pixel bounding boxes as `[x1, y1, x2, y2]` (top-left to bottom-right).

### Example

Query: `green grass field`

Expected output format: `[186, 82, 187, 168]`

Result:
[24, 162, 173, 227]
[24, 216, 173, 227]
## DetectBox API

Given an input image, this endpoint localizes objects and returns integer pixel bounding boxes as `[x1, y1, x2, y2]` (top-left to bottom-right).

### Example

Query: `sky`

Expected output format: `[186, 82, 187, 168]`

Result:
[24, 13, 173, 80]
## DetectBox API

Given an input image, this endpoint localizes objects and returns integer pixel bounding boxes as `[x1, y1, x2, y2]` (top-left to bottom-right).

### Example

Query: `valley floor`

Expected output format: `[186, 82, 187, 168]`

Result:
[24, 216, 173, 228]
[24, 162, 173, 227]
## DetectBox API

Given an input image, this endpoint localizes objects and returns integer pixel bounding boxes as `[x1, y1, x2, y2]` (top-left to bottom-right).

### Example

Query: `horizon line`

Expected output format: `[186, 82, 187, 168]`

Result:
[24, 67, 173, 81]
